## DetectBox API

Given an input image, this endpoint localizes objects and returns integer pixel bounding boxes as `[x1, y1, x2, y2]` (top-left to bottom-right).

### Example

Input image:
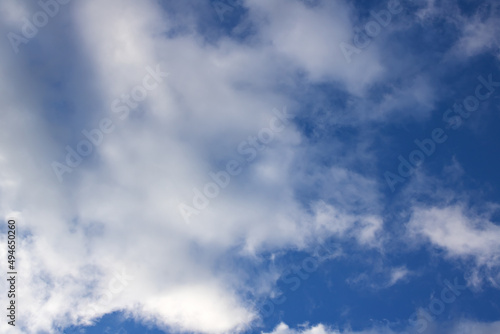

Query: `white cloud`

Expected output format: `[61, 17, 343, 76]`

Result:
[407, 205, 500, 266]
[387, 266, 410, 286]
[263, 320, 500, 334]
[449, 1, 500, 60]
[0, 0, 498, 333]
[414, 0, 500, 60]
[262, 322, 396, 334]
[245, 0, 385, 94]
[454, 17, 500, 58]
[0, 0, 389, 333]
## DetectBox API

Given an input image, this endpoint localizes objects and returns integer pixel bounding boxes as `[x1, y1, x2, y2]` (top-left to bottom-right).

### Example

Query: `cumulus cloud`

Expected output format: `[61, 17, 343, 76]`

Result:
[0, 0, 391, 333]
[1, 0, 497, 332]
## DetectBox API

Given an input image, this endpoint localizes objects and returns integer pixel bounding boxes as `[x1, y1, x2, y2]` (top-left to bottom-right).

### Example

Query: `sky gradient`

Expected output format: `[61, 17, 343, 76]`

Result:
[0, 0, 500, 333]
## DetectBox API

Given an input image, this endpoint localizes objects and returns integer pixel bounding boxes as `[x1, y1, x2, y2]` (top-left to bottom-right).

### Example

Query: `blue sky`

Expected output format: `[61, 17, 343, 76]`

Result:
[0, 0, 500, 333]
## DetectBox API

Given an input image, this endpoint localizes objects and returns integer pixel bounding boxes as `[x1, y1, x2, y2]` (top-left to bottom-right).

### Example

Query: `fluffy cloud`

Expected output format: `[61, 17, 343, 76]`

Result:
[407, 205, 500, 265]
[1, 0, 496, 333]
[263, 320, 500, 334]
[262, 322, 400, 334]
[0, 0, 388, 333]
